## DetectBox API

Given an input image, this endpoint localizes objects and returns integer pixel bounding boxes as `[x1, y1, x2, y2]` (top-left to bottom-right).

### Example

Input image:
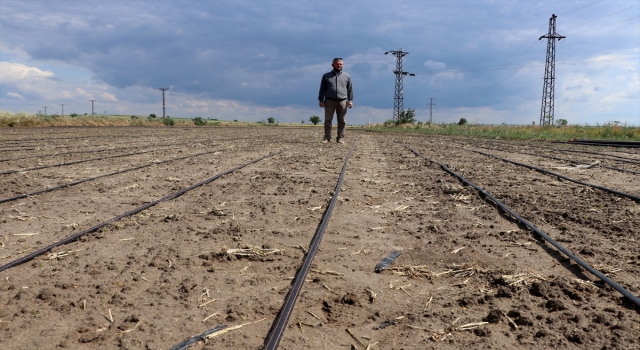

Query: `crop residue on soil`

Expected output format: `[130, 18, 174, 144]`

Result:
[0, 127, 639, 349]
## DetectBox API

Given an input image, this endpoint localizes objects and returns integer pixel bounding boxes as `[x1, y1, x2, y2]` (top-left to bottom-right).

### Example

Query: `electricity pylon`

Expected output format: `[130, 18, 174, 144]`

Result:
[539, 14, 565, 126]
[159, 87, 169, 118]
[427, 98, 435, 124]
[385, 49, 415, 123]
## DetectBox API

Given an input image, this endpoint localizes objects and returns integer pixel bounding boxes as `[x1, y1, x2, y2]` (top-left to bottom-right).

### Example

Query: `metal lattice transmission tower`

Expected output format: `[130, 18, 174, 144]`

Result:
[61, 104, 65, 116]
[427, 98, 435, 124]
[90, 100, 96, 116]
[159, 87, 169, 118]
[385, 49, 415, 122]
[43, 106, 47, 115]
[539, 14, 565, 126]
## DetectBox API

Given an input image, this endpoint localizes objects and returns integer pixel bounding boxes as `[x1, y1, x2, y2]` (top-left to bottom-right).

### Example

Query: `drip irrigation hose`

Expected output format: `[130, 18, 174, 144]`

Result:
[0, 147, 288, 273]
[551, 141, 640, 148]
[486, 140, 640, 163]
[553, 140, 640, 148]
[0, 134, 140, 144]
[571, 140, 640, 146]
[403, 144, 640, 307]
[0, 139, 217, 163]
[0, 149, 227, 204]
[472, 144, 640, 176]
[0, 148, 36, 152]
[263, 138, 359, 350]
[0, 146, 188, 176]
[458, 147, 640, 203]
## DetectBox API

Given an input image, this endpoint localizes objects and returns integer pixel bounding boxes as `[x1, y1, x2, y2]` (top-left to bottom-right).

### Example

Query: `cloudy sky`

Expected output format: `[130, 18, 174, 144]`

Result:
[1, 0, 638, 125]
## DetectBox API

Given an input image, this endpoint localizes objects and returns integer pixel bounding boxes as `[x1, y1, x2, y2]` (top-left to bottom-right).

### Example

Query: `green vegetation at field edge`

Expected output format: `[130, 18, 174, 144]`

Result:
[368, 123, 640, 141]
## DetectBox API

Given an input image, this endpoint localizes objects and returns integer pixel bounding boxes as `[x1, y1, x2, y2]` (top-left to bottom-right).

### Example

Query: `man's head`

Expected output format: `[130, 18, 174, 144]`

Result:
[332, 58, 343, 71]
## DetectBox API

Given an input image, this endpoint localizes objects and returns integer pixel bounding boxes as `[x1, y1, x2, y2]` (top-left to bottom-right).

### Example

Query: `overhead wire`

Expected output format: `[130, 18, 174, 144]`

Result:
[557, 0, 605, 16]
[458, 3, 640, 98]
[567, 15, 640, 36]
[559, 4, 639, 32]
[409, 53, 638, 75]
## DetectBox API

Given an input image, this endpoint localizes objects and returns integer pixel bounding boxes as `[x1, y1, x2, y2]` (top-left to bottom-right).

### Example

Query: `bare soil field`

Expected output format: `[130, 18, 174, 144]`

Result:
[0, 127, 639, 350]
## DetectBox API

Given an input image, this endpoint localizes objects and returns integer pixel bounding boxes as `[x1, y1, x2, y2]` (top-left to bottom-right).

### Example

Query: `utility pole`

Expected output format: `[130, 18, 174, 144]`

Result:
[61, 104, 65, 116]
[539, 14, 565, 126]
[90, 100, 96, 116]
[427, 98, 435, 124]
[159, 87, 169, 118]
[385, 49, 415, 123]
[43, 106, 47, 115]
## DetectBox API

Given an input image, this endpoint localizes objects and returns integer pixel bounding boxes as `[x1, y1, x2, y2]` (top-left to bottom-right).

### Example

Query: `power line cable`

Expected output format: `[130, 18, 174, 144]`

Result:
[557, 0, 605, 16]
[560, 4, 639, 32]
[410, 53, 638, 75]
[463, 23, 547, 93]
[462, 0, 614, 93]
[567, 15, 640, 36]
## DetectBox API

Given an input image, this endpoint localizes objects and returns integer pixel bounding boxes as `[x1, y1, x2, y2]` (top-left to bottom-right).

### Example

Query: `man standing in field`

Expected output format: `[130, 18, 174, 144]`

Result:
[318, 58, 353, 144]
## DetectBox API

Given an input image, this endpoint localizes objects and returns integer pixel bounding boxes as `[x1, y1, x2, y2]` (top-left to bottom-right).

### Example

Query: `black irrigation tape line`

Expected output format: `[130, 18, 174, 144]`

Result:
[0, 147, 36, 152]
[169, 325, 228, 350]
[459, 147, 640, 203]
[402, 143, 640, 307]
[571, 139, 640, 146]
[559, 151, 640, 166]
[0, 134, 141, 144]
[483, 139, 640, 162]
[552, 141, 640, 148]
[0, 135, 264, 162]
[0, 146, 191, 176]
[560, 141, 640, 149]
[0, 148, 227, 204]
[263, 137, 359, 350]
[472, 144, 640, 176]
[0, 147, 288, 273]
[0, 138, 218, 163]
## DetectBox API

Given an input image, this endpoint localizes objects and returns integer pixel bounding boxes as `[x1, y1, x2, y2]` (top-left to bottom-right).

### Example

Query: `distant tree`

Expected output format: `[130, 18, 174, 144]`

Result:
[70, 113, 79, 118]
[130, 115, 138, 119]
[234, 119, 238, 122]
[309, 116, 321, 125]
[555, 119, 568, 126]
[193, 117, 207, 126]
[458, 118, 468, 126]
[301, 120, 304, 124]
[149, 113, 157, 119]
[396, 108, 416, 125]
[267, 117, 275, 123]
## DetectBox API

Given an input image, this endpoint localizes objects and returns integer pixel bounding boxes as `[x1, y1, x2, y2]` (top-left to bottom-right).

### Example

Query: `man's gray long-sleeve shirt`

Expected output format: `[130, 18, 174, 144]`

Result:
[318, 69, 353, 102]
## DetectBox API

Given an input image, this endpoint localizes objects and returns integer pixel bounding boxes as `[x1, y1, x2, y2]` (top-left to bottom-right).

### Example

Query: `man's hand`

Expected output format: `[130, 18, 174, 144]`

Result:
[348, 101, 353, 109]
[319, 101, 325, 108]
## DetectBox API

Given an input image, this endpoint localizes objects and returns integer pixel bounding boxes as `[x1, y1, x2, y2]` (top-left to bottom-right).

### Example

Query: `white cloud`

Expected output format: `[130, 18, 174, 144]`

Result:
[0, 62, 54, 83]
[430, 71, 463, 85]
[101, 92, 117, 102]
[423, 60, 446, 70]
[7, 92, 24, 99]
